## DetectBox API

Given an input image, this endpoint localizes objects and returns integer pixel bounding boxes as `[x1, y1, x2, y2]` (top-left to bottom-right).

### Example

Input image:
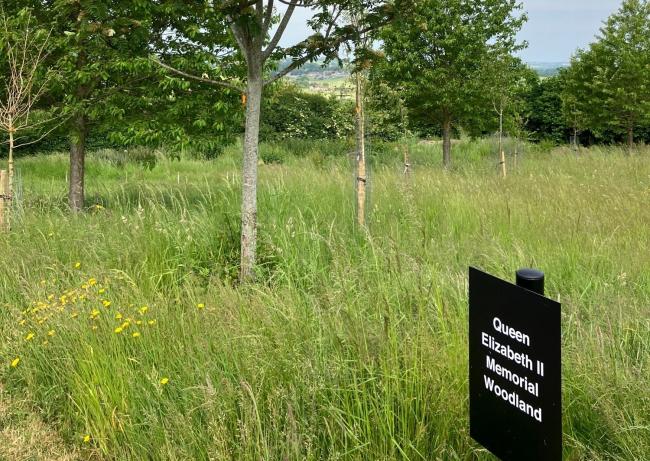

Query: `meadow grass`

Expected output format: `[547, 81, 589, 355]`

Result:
[0, 141, 648, 460]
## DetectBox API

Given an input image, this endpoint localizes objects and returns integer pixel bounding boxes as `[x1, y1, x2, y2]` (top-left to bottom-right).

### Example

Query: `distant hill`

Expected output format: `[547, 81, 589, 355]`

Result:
[276, 59, 570, 94]
[527, 62, 569, 77]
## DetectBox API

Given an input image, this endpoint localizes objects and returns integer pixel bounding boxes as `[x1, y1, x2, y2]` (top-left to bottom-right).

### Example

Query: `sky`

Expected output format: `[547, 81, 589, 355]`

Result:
[278, 0, 623, 63]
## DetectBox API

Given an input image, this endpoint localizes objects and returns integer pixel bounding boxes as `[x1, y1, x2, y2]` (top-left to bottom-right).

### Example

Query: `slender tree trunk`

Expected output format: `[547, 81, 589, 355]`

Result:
[355, 72, 367, 227]
[69, 114, 87, 212]
[239, 63, 263, 282]
[403, 144, 410, 176]
[5, 127, 14, 229]
[0, 170, 7, 230]
[573, 126, 578, 152]
[498, 106, 506, 178]
[8, 126, 14, 201]
[442, 116, 452, 169]
[627, 124, 634, 152]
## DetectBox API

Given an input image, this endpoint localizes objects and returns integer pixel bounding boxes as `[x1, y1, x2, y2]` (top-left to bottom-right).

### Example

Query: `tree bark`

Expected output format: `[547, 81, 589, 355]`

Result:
[8, 126, 14, 202]
[69, 114, 87, 212]
[0, 170, 7, 230]
[442, 116, 452, 169]
[355, 72, 367, 227]
[627, 124, 634, 151]
[239, 63, 263, 282]
[403, 144, 410, 176]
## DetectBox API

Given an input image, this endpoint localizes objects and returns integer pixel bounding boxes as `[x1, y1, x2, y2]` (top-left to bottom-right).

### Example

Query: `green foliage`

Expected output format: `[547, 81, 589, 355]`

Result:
[259, 143, 289, 164]
[470, 55, 534, 138]
[562, 0, 650, 145]
[261, 84, 354, 141]
[375, 0, 526, 134]
[524, 75, 569, 144]
[366, 80, 410, 140]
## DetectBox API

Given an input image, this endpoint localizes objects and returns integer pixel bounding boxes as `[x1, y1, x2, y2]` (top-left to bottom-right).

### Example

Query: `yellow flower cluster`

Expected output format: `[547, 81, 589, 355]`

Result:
[9, 271, 159, 368]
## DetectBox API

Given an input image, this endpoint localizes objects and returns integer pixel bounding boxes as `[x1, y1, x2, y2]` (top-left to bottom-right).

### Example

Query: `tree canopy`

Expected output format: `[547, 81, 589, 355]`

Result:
[562, 0, 650, 148]
[374, 0, 526, 166]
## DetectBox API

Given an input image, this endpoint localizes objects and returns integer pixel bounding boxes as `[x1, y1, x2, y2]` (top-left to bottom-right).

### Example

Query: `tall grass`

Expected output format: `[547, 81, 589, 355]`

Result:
[0, 141, 648, 460]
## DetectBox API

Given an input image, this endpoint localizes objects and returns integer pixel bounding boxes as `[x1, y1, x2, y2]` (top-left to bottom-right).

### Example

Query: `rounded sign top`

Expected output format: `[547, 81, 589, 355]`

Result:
[516, 269, 545, 296]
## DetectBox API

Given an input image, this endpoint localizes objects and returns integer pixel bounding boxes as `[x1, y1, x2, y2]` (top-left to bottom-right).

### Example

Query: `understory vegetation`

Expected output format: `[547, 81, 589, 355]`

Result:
[1, 140, 648, 460]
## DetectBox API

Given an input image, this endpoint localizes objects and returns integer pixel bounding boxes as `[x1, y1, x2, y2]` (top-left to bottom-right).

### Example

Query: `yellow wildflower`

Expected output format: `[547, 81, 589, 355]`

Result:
[47, 294, 54, 301]
[83, 434, 91, 443]
[19, 319, 26, 326]
[48, 330, 55, 337]
[139, 306, 148, 315]
[91, 325, 98, 331]
[81, 284, 88, 289]
[102, 300, 111, 308]
[160, 377, 169, 385]
[135, 320, 142, 326]
[74, 262, 81, 269]
[25, 332, 35, 341]
[114, 327, 123, 334]
[90, 309, 100, 319]
[11, 357, 20, 367]
[197, 303, 205, 309]
[132, 332, 141, 338]
[147, 319, 157, 326]
[115, 312, 123, 320]
[88, 278, 97, 286]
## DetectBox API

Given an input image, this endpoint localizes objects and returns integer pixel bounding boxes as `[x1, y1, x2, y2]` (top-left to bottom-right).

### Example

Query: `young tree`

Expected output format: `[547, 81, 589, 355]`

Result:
[154, 0, 395, 281]
[0, 9, 54, 226]
[483, 54, 530, 177]
[559, 56, 593, 150]
[376, 0, 525, 168]
[57, 2, 154, 211]
[345, 3, 377, 227]
[8, 1, 154, 211]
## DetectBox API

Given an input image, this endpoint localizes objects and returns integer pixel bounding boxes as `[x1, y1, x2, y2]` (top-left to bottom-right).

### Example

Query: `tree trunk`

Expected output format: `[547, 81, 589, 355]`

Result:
[403, 144, 410, 176]
[498, 107, 506, 178]
[0, 170, 7, 230]
[355, 72, 367, 227]
[627, 124, 634, 152]
[442, 117, 452, 169]
[5, 127, 14, 229]
[69, 115, 87, 212]
[8, 126, 14, 202]
[239, 64, 263, 283]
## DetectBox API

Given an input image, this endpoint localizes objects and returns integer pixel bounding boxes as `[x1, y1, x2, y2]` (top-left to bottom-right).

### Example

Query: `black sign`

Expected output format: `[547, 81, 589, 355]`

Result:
[469, 267, 562, 461]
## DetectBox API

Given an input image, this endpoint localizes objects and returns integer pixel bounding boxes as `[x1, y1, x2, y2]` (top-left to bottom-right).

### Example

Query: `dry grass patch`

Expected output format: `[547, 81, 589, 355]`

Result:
[0, 385, 81, 461]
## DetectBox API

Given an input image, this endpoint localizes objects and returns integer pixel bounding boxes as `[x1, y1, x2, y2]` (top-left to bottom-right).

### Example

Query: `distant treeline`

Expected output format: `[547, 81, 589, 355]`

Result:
[2, 0, 648, 161]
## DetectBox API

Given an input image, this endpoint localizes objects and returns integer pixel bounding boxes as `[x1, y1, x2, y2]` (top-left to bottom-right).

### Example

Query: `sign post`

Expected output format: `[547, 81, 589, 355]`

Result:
[469, 267, 561, 461]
